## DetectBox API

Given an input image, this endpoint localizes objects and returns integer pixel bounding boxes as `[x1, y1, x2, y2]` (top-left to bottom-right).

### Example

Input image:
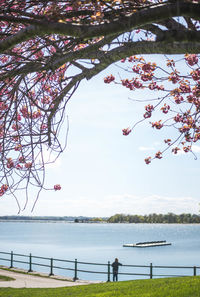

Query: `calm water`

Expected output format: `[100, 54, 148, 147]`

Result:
[0, 222, 200, 281]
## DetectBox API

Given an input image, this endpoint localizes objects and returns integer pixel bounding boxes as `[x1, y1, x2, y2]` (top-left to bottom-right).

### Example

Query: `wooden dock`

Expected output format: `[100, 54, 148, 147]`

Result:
[123, 240, 171, 248]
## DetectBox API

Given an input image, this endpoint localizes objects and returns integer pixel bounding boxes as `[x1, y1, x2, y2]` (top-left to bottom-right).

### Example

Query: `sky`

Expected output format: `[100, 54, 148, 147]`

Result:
[1, 55, 200, 217]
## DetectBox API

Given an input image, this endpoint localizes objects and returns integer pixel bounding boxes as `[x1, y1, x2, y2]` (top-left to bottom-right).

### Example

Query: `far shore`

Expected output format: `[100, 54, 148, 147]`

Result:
[0, 213, 200, 224]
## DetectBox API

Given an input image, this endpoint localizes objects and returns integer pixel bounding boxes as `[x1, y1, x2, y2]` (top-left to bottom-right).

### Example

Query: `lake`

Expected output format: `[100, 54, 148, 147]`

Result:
[0, 222, 200, 281]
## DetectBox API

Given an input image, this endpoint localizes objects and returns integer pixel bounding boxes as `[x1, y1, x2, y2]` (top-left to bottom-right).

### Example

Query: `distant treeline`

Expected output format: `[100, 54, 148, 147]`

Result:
[0, 216, 92, 221]
[107, 213, 200, 224]
[1, 214, 200, 224]
[0, 216, 107, 222]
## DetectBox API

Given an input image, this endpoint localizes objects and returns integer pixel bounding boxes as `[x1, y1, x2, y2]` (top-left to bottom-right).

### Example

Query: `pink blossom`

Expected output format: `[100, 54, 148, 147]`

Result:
[122, 128, 132, 136]
[185, 54, 198, 66]
[54, 184, 61, 190]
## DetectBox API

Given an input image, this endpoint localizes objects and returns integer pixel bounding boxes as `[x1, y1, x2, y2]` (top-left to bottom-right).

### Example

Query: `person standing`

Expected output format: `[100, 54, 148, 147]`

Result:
[111, 258, 122, 281]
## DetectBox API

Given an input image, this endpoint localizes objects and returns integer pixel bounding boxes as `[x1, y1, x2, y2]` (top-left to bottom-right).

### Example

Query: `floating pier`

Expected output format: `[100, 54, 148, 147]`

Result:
[123, 240, 171, 248]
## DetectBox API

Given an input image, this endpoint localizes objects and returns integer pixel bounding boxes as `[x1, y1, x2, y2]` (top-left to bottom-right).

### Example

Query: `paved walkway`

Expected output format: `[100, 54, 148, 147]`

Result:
[0, 268, 100, 288]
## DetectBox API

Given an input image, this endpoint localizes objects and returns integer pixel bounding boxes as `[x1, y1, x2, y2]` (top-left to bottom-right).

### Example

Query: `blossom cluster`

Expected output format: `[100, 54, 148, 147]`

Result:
[105, 54, 200, 164]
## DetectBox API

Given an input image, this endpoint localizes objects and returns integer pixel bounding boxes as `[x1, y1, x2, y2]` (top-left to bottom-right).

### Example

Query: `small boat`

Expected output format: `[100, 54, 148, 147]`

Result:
[123, 240, 171, 248]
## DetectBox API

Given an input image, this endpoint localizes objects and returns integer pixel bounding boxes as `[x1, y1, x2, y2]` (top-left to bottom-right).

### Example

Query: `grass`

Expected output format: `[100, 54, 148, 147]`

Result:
[0, 275, 15, 282]
[0, 276, 200, 297]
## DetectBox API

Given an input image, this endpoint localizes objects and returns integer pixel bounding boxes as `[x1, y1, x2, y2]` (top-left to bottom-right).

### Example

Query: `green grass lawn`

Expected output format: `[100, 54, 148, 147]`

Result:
[0, 276, 200, 297]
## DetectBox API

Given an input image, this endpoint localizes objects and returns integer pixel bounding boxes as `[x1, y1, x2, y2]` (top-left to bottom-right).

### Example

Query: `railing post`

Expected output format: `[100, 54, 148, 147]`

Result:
[10, 251, 13, 268]
[73, 258, 78, 281]
[150, 263, 153, 279]
[49, 258, 54, 276]
[28, 253, 33, 272]
[107, 261, 111, 282]
[194, 266, 196, 276]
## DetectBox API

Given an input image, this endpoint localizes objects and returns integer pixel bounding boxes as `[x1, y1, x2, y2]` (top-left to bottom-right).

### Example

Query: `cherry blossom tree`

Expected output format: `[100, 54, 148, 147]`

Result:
[0, 0, 199, 211]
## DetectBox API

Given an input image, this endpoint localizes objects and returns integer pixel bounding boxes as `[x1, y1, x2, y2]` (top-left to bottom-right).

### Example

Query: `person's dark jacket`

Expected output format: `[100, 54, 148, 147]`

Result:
[111, 261, 122, 273]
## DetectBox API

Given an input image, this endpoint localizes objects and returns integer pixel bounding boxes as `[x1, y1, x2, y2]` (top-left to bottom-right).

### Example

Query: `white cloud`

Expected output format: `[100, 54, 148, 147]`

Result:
[192, 145, 200, 153]
[138, 146, 155, 151]
[1, 192, 199, 217]
[100, 194, 200, 216]
[14, 193, 199, 217]
[138, 142, 162, 152]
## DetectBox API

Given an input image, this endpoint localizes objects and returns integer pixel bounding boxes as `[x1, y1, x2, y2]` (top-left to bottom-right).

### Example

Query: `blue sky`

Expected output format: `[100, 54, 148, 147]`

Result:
[1, 55, 200, 216]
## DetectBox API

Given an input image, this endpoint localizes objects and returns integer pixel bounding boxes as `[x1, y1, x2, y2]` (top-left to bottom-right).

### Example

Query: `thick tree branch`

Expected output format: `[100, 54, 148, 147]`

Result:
[0, 1, 199, 53]
[2, 38, 200, 81]
[85, 41, 200, 80]
[156, 30, 200, 42]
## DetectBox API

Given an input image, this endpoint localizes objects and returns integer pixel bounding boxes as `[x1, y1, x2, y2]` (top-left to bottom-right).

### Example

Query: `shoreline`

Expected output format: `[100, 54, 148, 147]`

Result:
[0, 220, 200, 225]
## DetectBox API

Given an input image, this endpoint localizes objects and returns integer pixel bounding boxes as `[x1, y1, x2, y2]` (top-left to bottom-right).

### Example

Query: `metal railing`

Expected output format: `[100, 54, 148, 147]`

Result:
[0, 251, 199, 282]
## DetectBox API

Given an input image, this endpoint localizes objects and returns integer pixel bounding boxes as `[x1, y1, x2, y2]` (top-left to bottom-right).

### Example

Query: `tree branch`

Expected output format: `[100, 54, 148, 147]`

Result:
[2, 38, 200, 82]
[85, 41, 200, 80]
[0, 1, 199, 53]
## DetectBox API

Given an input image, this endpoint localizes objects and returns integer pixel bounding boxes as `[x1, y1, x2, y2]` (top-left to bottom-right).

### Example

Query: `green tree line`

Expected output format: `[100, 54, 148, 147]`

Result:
[107, 213, 200, 224]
